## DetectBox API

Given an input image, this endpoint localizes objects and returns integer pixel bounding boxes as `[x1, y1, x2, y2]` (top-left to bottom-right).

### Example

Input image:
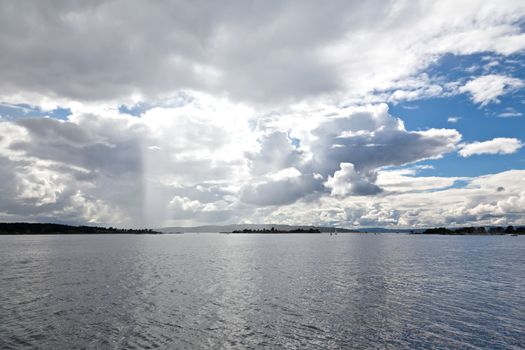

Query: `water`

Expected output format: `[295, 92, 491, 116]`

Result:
[0, 233, 524, 349]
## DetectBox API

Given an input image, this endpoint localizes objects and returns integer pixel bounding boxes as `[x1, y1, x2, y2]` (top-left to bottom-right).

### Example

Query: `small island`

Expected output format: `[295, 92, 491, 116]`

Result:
[231, 227, 321, 234]
[0, 223, 160, 234]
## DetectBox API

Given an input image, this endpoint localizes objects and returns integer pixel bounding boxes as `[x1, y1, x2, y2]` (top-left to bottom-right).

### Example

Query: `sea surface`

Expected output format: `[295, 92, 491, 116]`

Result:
[0, 233, 524, 349]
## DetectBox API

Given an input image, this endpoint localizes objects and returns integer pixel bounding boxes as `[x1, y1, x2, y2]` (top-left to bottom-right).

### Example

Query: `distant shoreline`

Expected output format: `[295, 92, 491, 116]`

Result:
[0, 223, 524, 236]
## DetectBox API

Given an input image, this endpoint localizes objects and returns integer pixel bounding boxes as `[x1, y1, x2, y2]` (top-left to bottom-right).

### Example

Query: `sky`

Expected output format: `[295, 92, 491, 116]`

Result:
[0, 0, 525, 228]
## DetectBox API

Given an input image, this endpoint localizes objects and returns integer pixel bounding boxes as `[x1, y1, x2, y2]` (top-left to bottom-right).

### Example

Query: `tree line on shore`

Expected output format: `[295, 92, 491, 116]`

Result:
[421, 226, 525, 235]
[0, 223, 159, 234]
[231, 227, 321, 233]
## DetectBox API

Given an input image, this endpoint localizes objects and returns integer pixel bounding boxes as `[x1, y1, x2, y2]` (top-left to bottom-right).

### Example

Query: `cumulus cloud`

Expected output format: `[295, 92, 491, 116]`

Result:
[458, 137, 523, 157]
[459, 74, 524, 106]
[0, 99, 464, 224]
[324, 163, 382, 196]
[262, 169, 525, 228]
[237, 103, 461, 205]
[304, 104, 461, 175]
[0, 117, 143, 225]
[0, 94, 258, 226]
[246, 132, 305, 176]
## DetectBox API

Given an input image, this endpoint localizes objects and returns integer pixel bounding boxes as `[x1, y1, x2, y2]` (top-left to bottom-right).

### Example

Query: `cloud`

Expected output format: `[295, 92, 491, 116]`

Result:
[246, 132, 305, 176]
[447, 116, 460, 123]
[262, 169, 525, 228]
[239, 103, 461, 205]
[386, 74, 446, 103]
[0, 99, 464, 223]
[0, 2, 524, 227]
[324, 163, 382, 196]
[459, 137, 523, 157]
[168, 196, 233, 223]
[0, 94, 258, 226]
[304, 104, 461, 176]
[0, 1, 524, 108]
[459, 74, 524, 106]
[498, 107, 522, 118]
[240, 174, 323, 206]
[0, 116, 146, 225]
[3, 100, 523, 228]
[376, 167, 459, 193]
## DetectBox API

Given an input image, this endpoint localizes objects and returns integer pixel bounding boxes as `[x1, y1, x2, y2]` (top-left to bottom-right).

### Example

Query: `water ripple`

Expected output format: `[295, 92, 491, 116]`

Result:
[0, 234, 524, 349]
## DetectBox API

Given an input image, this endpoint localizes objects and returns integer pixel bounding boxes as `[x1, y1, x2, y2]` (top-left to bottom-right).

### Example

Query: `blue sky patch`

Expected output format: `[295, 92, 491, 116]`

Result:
[389, 52, 525, 178]
[0, 103, 71, 120]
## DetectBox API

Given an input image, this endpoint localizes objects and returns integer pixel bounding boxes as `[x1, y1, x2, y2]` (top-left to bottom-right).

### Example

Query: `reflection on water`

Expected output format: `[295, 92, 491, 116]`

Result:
[1, 234, 524, 349]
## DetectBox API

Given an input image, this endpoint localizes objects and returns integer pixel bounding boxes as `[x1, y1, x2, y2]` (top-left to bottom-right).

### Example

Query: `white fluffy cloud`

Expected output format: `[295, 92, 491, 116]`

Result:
[0, 98, 464, 226]
[262, 169, 525, 228]
[459, 74, 524, 105]
[240, 103, 460, 205]
[459, 137, 523, 157]
[1, 99, 523, 228]
[0, 94, 257, 226]
[325, 163, 382, 196]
